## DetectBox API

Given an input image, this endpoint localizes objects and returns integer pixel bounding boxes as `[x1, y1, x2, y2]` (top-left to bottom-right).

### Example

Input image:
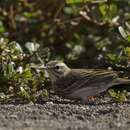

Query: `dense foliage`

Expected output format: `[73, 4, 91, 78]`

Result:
[0, 0, 130, 102]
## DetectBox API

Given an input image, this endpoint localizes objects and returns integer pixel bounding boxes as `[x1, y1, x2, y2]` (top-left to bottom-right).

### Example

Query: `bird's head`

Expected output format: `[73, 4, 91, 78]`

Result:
[45, 61, 71, 82]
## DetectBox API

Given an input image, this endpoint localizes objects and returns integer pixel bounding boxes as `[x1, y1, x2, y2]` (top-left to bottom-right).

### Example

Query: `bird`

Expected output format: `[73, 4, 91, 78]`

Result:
[43, 60, 130, 103]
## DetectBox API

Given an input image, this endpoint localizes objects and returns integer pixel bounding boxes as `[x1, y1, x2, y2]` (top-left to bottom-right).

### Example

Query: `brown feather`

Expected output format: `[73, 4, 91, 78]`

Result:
[54, 69, 117, 95]
[46, 61, 130, 102]
[53, 69, 130, 102]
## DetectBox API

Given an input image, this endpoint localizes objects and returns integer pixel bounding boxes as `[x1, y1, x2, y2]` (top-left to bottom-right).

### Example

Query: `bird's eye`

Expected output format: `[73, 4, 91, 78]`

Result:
[55, 65, 60, 70]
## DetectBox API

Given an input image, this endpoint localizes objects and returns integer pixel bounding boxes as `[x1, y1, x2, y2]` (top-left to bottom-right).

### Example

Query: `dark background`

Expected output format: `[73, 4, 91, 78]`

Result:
[0, 0, 130, 69]
[0, 0, 130, 102]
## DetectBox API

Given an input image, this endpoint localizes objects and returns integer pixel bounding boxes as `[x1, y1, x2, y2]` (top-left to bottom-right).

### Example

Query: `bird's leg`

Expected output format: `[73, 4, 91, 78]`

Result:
[81, 96, 97, 105]
[88, 96, 97, 101]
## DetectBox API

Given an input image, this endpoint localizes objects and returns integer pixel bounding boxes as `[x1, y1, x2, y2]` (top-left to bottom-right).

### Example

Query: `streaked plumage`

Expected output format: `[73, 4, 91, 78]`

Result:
[45, 60, 130, 103]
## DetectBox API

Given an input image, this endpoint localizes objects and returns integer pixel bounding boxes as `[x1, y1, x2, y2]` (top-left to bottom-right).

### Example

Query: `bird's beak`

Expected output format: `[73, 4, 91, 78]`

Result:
[31, 64, 53, 70]
[39, 65, 52, 70]
[31, 64, 47, 69]
[39, 65, 47, 69]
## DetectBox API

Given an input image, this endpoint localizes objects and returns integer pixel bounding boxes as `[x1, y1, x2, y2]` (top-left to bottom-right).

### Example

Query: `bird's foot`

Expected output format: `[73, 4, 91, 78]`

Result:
[81, 96, 97, 105]
[88, 96, 97, 101]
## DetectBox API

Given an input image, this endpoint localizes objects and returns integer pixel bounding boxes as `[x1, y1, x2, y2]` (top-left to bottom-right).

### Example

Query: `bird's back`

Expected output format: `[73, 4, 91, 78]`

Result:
[53, 69, 118, 97]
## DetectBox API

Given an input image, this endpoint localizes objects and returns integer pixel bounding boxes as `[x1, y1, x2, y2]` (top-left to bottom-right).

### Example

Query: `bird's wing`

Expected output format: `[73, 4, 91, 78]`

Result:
[56, 69, 118, 96]
[72, 69, 118, 80]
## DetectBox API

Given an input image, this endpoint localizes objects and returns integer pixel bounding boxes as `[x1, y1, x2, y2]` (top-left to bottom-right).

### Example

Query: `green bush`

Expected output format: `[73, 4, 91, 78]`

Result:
[0, 38, 48, 103]
[0, 0, 130, 102]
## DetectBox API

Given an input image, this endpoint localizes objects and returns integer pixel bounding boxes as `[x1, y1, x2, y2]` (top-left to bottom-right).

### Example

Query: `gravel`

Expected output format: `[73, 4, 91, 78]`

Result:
[0, 96, 130, 130]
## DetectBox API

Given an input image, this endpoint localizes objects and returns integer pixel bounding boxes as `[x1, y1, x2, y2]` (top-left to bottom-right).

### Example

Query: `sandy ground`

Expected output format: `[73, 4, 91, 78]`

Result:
[0, 96, 130, 130]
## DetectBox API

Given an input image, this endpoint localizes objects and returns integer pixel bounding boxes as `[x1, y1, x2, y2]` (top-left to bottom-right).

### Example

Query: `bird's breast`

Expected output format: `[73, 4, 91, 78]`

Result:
[53, 73, 77, 96]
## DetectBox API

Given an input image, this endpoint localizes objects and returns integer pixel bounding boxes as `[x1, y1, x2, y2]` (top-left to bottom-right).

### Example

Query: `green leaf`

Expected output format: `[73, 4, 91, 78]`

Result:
[42, 89, 49, 98]
[99, 4, 108, 17]
[0, 21, 5, 33]
[118, 26, 128, 39]
[22, 69, 32, 80]
[99, 3, 117, 21]
[19, 87, 30, 101]
[125, 22, 130, 31]
[63, 7, 73, 14]
[66, 0, 107, 4]
[109, 3, 117, 18]
[7, 62, 15, 78]
[108, 89, 117, 98]
[127, 35, 130, 42]
[107, 53, 118, 62]
[108, 89, 128, 102]
[25, 42, 40, 54]
[124, 47, 130, 57]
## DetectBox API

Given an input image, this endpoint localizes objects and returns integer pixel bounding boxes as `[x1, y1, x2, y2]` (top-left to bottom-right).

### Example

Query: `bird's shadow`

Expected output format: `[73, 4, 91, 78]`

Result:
[2, 94, 130, 106]
[93, 101, 130, 106]
[48, 96, 130, 106]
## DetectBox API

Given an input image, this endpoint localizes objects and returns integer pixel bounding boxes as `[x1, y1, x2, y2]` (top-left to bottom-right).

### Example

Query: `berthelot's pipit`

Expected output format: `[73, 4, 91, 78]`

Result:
[43, 60, 130, 103]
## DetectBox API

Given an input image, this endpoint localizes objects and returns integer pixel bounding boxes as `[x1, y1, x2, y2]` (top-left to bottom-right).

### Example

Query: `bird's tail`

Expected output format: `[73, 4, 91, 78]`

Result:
[112, 78, 130, 86]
